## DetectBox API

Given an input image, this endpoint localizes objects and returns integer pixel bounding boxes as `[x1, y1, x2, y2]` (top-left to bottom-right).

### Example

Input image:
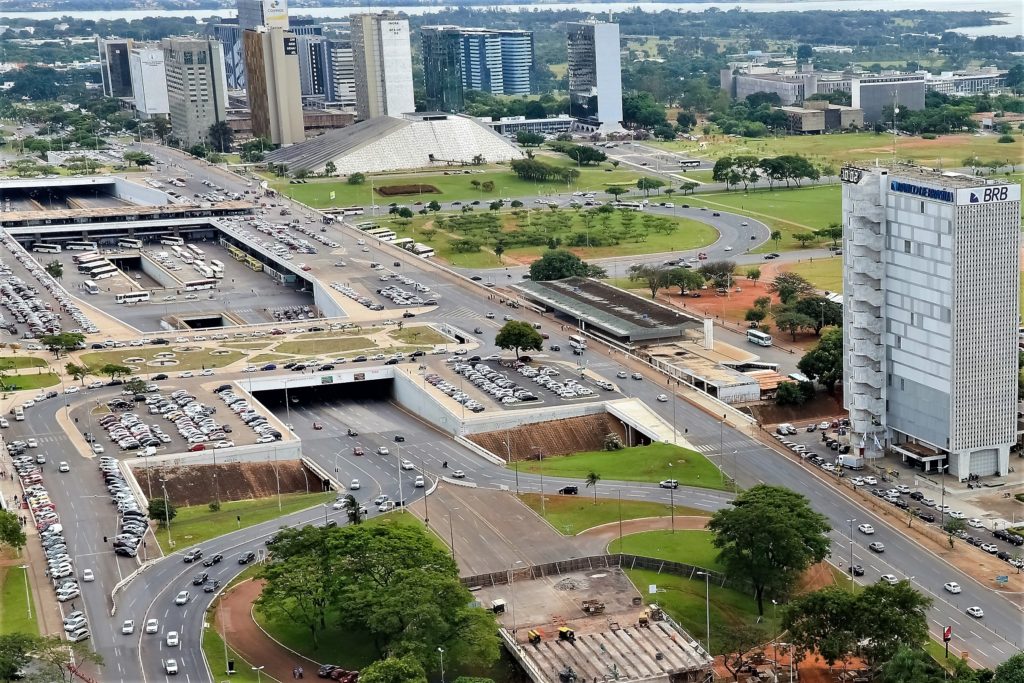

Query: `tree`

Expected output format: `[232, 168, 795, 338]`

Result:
[783, 586, 859, 667]
[768, 272, 813, 304]
[493, 243, 505, 262]
[515, 131, 545, 147]
[584, 471, 601, 504]
[676, 111, 697, 130]
[679, 180, 698, 195]
[567, 146, 607, 166]
[360, 656, 428, 683]
[0, 633, 35, 682]
[857, 580, 931, 667]
[45, 259, 63, 280]
[719, 624, 771, 681]
[529, 249, 593, 281]
[774, 311, 815, 341]
[793, 232, 817, 247]
[697, 260, 737, 288]
[323, 160, 337, 177]
[40, 332, 84, 358]
[770, 230, 782, 249]
[495, 321, 543, 359]
[668, 267, 705, 295]
[125, 378, 147, 395]
[815, 223, 844, 247]
[798, 328, 843, 392]
[258, 528, 336, 648]
[0, 509, 26, 553]
[605, 186, 629, 201]
[796, 44, 814, 60]
[152, 117, 171, 143]
[347, 172, 366, 185]
[629, 265, 670, 298]
[776, 380, 813, 406]
[745, 308, 767, 325]
[745, 267, 761, 284]
[636, 177, 665, 197]
[207, 120, 234, 153]
[148, 498, 177, 525]
[995, 653, 1024, 683]
[99, 363, 132, 382]
[792, 296, 842, 335]
[708, 485, 831, 615]
[880, 646, 945, 683]
[65, 362, 90, 385]
[341, 494, 363, 525]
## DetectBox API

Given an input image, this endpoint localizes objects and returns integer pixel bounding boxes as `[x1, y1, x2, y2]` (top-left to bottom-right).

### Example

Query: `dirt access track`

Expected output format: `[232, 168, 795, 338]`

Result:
[148, 461, 322, 506]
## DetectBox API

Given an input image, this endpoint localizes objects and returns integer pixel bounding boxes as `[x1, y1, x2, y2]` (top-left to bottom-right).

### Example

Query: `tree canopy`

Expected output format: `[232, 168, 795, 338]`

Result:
[528, 249, 604, 280]
[797, 328, 843, 392]
[495, 321, 544, 359]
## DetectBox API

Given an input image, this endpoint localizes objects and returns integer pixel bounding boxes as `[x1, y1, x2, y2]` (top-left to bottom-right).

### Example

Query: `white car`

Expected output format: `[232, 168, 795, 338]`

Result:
[948, 510, 965, 520]
[966, 606, 984, 619]
[857, 523, 875, 535]
[943, 581, 961, 594]
[88, 381, 104, 389]
[58, 462, 70, 473]
[199, 369, 214, 376]
[400, 460, 414, 470]
[82, 569, 94, 582]
[879, 574, 899, 585]
[862, 476, 878, 486]
[656, 394, 668, 402]
[414, 476, 425, 488]
[451, 469, 465, 479]
[377, 446, 389, 456]
[818, 421, 831, 430]
[92, 444, 105, 454]
[165, 659, 178, 675]
[64, 386, 80, 394]
[178, 371, 194, 378]
[122, 620, 135, 635]
[145, 619, 159, 634]
[166, 631, 179, 647]
[349, 479, 360, 490]
[174, 591, 189, 605]
[967, 518, 985, 529]
[26, 438, 37, 448]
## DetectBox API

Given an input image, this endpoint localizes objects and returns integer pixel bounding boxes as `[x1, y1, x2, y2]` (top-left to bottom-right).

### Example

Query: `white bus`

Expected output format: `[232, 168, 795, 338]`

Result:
[32, 243, 61, 253]
[117, 238, 143, 249]
[187, 245, 205, 259]
[195, 264, 214, 279]
[341, 206, 365, 216]
[568, 334, 588, 348]
[115, 291, 151, 304]
[160, 236, 184, 246]
[73, 252, 104, 265]
[411, 243, 435, 258]
[91, 266, 118, 280]
[184, 278, 217, 291]
[171, 246, 185, 258]
[366, 228, 397, 242]
[65, 241, 98, 251]
[209, 259, 224, 273]
[83, 280, 100, 295]
[747, 329, 773, 347]
[613, 202, 644, 211]
[80, 260, 111, 274]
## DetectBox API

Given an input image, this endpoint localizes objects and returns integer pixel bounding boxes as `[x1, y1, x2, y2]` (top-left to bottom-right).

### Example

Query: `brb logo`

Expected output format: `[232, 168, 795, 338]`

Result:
[969, 187, 1011, 203]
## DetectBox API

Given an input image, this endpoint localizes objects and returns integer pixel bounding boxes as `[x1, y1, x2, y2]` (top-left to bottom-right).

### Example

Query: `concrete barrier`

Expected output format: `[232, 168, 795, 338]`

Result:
[454, 435, 506, 466]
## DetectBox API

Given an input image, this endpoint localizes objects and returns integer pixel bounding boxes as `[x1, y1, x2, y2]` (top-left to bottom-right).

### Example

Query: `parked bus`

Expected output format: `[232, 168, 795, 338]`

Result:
[184, 279, 217, 291]
[32, 243, 61, 254]
[678, 160, 701, 168]
[613, 202, 644, 211]
[187, 245, 205, 259]
[65, 241, 98, 251]
[91, 266, 118, 280]
[568, 334, 588, 348]
[747, 329, 773, 347]
[195, 264, 214, 279]
[83, 280, 100, 295]
[117, 238, 143, 249]
[159, 236, 184, 246]
[366, 228, 397, 241]
[115, 291, 151, 304]
[170, 246, 185, 258]
[392, 238, 414, 249]
[73, 252, 104, 265]
[209, 259, 224, 274]
[411, 243, 435, 258]
[79, 260, 111, 274]
[341, 206, 365, 216]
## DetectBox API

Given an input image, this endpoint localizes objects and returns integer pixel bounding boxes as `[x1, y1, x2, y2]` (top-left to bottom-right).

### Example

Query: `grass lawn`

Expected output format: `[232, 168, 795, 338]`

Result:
[608, 530, 722, 572]
[274, 337, 375, 356]
[513, 443, 728, 491]
[156, 492, 335, 553]
[270, 160, 645, 208]
[518, 493, 706, 536]
[221, 342, 271, 350]
[248, 353, 293, 364]
[650, 131, 1024, 169]
[203, 623, 264, 683]
[924, 640, 962, 673]
[782, 257, 844, 293]
[683, 185, 841, 251]
[625, 568, 775, 655]
[0, 356, 47, 369]
[388, 327, 448, 345]
[80, 349, 245, 372]
[0, 565, 38, 636]
[2, 373, 60, 391]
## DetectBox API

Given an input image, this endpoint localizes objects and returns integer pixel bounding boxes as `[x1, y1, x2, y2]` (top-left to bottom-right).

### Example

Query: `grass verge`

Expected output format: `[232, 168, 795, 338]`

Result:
[518, 493, 706, 535]
[80, 349, 245, 372]
[781, 257, 844, 293]
[156, 492, 335, 553]
[203, 622, 263, 682]
[625, 568, 776, 655]
[274, 337, 375, 356]
[0, 356, 48, 369]
[0, 565, 38, 636]
[607, 530, 722, 572]
[512, 443, 728, 491]
[388, 327, 448, 345]
[2, 373, 60, 391]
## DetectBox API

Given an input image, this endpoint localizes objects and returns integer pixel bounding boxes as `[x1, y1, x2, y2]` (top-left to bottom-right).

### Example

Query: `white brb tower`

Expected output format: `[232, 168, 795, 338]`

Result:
[841, 164, 1020, 480]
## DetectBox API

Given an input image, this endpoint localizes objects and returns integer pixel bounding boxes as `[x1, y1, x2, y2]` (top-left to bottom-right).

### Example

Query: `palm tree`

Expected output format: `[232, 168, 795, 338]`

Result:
[770, 230, 782, 250]
[342, 494, 362, 525]
[585, 471, 601, 504]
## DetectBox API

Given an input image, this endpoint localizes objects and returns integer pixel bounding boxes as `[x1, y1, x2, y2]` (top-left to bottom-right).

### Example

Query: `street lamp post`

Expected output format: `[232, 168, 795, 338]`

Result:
[160, 478, 172, 547]
[18, 565, 30, 621]
[846, 518, 856, 592]
[448, 507, 459, 562]
[509, 559, 524, 639]
[669, 481, 675, 534]
[437, 648, 445, 683]
[696, 570, 711, 654]
[252, 665, 265, 683]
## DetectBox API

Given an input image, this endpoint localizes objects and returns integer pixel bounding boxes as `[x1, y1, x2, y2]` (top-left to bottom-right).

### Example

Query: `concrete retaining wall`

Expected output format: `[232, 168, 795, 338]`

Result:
[460, 400, 608, 435]
[392, 370, 462, 435]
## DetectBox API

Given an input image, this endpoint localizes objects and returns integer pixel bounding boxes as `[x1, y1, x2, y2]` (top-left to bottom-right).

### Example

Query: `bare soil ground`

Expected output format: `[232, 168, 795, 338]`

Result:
[148, 461, 317, 506]
[750, 395, 846, 425]
[469, 413, 627, 460]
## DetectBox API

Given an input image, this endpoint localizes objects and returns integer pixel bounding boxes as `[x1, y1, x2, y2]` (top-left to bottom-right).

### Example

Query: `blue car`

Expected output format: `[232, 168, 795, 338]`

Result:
[261, 363, 277, 371]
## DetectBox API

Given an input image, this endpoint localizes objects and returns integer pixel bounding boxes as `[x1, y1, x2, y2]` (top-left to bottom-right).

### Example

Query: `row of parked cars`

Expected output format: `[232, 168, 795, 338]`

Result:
[330, 281, 386, 311]
[521, 364, 596, 400]
[377, 279, 437, 307]
[147, 389, 233, 448]
[450, 362, 541, 407]
[214, 385, 283, 442]
[99, 410, 171, 452]
[99, 456, 150, 557]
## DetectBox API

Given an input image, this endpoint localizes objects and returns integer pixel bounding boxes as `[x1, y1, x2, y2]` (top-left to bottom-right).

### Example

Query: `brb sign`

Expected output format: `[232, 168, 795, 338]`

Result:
[955, 184, 1021, 205]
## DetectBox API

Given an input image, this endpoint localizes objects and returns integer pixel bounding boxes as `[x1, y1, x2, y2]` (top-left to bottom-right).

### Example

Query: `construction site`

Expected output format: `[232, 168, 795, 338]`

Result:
[469, 563, 713, 683]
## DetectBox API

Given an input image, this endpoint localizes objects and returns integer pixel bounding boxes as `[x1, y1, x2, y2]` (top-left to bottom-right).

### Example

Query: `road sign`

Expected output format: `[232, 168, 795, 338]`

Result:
[943, 626, 952, 642]
[996, 575, 1009, 584]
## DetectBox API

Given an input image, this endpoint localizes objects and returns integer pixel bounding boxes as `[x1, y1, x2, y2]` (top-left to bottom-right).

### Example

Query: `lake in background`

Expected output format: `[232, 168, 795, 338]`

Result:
[0, 0, 1020, 37]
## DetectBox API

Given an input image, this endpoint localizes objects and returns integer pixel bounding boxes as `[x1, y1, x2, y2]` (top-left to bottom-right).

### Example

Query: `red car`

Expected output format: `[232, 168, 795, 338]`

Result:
[352, 446, 364, 456]
[189, 443, 206, 452]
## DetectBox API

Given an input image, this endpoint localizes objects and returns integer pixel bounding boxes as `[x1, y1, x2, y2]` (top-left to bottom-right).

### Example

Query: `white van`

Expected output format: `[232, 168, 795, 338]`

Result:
[13, 407, 24, 421]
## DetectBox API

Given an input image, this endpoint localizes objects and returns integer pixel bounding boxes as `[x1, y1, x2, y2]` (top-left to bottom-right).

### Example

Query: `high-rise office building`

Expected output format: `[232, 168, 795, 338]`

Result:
[243, 27, 305, 146]
[566, 20, 623, 132]
[420, 26, 464, 112]
[851, 74, 925, 125]
[497, 29, 533, 96]
[128, 47, 169, 118]
[842, 164, 1021, 479]
[325, 39, 356, 108]
[421, 26, 534, 112]
[237, 0, 289, 30]
[97, 36, 134, 98]
[213, 21, 245, 90]
[350, 12, 415, 120]
[296, 35, 327, 97]
[162, 37, 227, 148]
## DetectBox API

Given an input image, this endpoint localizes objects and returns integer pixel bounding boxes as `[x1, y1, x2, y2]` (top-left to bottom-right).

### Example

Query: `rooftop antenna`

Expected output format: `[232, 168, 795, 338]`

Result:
[891, 89, 899, 161]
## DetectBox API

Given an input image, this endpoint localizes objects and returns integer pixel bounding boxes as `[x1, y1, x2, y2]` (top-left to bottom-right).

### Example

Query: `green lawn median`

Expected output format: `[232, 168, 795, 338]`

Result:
[512, 443, 728, 491]
[518, 493, 706, 535]
[0, 565, 39, 636]
[156, 492, 335, 554]
[608, 530, 723, 572]
[1, 373, 60, 391]
[202, 623, 263, 683]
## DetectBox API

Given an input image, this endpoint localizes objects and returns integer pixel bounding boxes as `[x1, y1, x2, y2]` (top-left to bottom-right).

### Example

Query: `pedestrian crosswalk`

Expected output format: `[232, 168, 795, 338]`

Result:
[690, 440, 751, 455]
[435, 306, 480, 320]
